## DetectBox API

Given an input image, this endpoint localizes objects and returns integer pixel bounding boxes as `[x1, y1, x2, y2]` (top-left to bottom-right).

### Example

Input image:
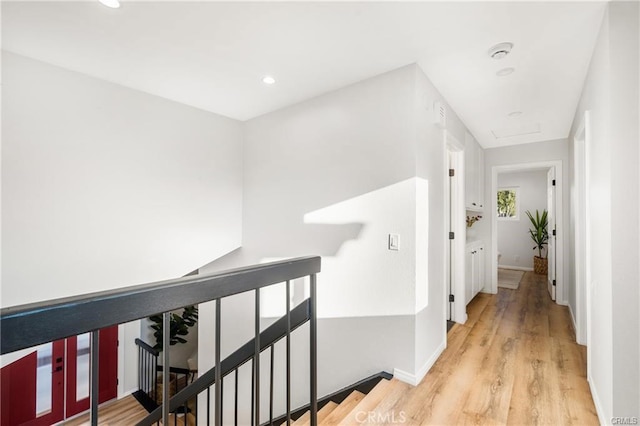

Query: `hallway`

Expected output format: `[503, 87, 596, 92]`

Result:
[378, 272, 598, 425]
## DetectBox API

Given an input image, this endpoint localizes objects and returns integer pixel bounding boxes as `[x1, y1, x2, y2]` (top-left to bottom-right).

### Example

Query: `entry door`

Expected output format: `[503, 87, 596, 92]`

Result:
[547, 168, 556, 300]
[0, 341, 65, 426]
[66, 326, 119, 418]
[0, 326, 118, 425]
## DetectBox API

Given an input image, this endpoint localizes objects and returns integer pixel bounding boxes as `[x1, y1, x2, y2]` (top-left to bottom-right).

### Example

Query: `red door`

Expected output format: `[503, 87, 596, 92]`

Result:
[1, 341, 64, 426]
[0, 326, 118, 425]
[66, 326, 118, 418]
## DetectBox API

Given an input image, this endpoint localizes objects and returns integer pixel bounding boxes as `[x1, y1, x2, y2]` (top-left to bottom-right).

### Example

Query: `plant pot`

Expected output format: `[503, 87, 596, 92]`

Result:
[154, 372, 177, 404]
[533, 256, 548, 275]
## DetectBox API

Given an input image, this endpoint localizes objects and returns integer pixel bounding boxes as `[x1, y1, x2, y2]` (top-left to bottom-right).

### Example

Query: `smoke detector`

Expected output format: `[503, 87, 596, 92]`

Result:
[488, 42, 514, 60]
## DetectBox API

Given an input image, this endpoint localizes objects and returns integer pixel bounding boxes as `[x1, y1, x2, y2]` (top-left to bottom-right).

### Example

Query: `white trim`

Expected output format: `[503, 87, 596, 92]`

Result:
[498, 265, 533, 272]
[491, 161, 564, 308]
[445, 130, 467, 325]
[393, 340, 446, 386]
[588, 373, 606, 425]
[117, 325, 125, 398]
[574, 111, 590, 347]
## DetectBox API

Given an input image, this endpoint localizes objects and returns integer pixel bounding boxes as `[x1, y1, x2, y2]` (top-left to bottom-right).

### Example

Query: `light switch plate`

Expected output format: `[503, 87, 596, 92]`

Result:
[389, 234, 400, 251]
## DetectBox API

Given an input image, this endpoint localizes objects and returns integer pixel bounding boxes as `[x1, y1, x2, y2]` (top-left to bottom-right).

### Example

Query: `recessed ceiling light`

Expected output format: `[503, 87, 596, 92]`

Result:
[488, 42, 514, 60]
[262, 76, 276, 85]
[496, 67, 515, 77]
[98, 0, 120, 8]
[508, 111, 523, 117]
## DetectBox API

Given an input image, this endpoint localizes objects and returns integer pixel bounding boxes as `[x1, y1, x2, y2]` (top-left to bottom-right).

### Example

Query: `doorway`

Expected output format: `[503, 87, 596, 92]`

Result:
[495, 169, 553, 296]
[1, 326, 118, 425]
[491, 161, 564, 304]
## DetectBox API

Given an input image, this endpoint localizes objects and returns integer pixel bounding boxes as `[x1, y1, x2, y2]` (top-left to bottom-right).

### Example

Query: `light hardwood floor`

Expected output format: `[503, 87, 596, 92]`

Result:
[62, 395, 148, 425]
[63, 272, 598, 425]
[382, 271, 598, 425]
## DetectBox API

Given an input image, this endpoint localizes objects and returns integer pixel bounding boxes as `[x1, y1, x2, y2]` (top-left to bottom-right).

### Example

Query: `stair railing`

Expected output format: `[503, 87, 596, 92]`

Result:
[138, 298, 312, 426]
[1, 256, 321, 426]
[134, 338, 160, 411]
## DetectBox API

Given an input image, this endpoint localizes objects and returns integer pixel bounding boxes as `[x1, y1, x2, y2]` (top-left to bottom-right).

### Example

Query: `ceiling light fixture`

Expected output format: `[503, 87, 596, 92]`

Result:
[508, 111, 523, 117]
[488, 42, 514, 60]
[496, 67, 515, 77]
[99, 0, 120, 8]
[262, 76, 276, 85]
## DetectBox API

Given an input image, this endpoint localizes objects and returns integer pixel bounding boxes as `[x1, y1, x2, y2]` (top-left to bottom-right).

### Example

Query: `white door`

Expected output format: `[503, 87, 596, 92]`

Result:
[447, 152, 453, 320]
[547, 168, 556, 301]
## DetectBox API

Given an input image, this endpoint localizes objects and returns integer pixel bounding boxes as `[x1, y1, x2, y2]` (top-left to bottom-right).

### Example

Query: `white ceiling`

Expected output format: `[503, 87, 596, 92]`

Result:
[2, 1, 606, 148]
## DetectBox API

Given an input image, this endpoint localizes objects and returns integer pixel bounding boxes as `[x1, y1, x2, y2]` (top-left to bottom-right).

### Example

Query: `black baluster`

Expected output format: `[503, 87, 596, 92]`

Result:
[234, 369, 239, 426]
[286, 280, 291, 426]
[269, 345, 274, 426]
[215, 298, 222, 426]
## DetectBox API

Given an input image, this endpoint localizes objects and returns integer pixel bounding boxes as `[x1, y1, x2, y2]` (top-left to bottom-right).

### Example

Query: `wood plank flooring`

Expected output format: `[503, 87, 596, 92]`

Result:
[62, 272, 598, 425]
[62, 395, 148, 425]
[383, 271, 598, 425]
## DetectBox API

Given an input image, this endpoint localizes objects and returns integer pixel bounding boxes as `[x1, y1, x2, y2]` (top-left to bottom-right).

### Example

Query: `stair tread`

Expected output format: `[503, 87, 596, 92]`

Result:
[322, 390, 365, 425]
[337, 378, 393, 425]
[293, 410, 311, 426]
[296, 401, 339, 426]
[351, 378, 411, 425]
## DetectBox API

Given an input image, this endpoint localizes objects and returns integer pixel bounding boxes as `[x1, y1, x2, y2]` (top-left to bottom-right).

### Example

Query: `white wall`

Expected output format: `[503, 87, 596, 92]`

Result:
[1, 52, 244, 394]
[243, 65, 419, 319]
[242, 65, 422, 399]
[195, 64, 473, 421]
[478, 139, 570, 302]
[413, 65, 465, 377]
[497, 170, 548, 270]
[567, 2, 639, 420]
[195, 66, 422, 421]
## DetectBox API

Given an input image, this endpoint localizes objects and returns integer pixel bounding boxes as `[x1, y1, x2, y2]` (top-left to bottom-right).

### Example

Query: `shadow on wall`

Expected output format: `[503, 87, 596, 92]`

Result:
[197, 178, 428, 422]
[202, 177, 424, 320]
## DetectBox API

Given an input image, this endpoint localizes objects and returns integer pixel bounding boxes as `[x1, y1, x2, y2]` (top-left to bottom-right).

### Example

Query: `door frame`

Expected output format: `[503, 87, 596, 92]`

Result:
[490, 160, 565, 304]
[573, 111, 591, 348]
[444, 130, 467, 324]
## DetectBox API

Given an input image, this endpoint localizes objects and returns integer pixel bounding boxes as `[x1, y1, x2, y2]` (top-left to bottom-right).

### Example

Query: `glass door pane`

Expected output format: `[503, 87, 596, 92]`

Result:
[35, 343, 53, 415]
[75, 333, 91, 400]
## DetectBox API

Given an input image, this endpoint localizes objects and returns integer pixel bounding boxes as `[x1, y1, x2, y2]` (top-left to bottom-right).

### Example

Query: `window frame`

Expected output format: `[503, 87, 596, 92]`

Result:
[496, 187, 520, 221]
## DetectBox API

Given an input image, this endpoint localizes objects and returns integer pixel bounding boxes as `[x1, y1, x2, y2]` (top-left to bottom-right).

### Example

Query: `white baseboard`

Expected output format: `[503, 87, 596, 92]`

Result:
[394, 340, 446, 386]
[588, 373, 607, 425]
[498, 264, 533, 272]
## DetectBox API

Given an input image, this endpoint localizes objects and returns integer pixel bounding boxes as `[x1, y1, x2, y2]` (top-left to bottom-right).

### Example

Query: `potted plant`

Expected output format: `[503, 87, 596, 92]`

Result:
[149, 305, 199, 351]
[466, 214, 482, 239]
[148, 306, 198, 401]
[525, 209, 548, 274]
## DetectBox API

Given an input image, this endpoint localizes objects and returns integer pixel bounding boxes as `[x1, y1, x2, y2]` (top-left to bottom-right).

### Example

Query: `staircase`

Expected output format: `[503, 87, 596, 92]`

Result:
[1, 256, 322, 426]
[291, 377, 405, 425]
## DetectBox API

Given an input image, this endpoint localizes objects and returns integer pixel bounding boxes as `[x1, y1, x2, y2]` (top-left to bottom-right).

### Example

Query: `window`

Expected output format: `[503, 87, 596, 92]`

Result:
[497, 187, 519, 220]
